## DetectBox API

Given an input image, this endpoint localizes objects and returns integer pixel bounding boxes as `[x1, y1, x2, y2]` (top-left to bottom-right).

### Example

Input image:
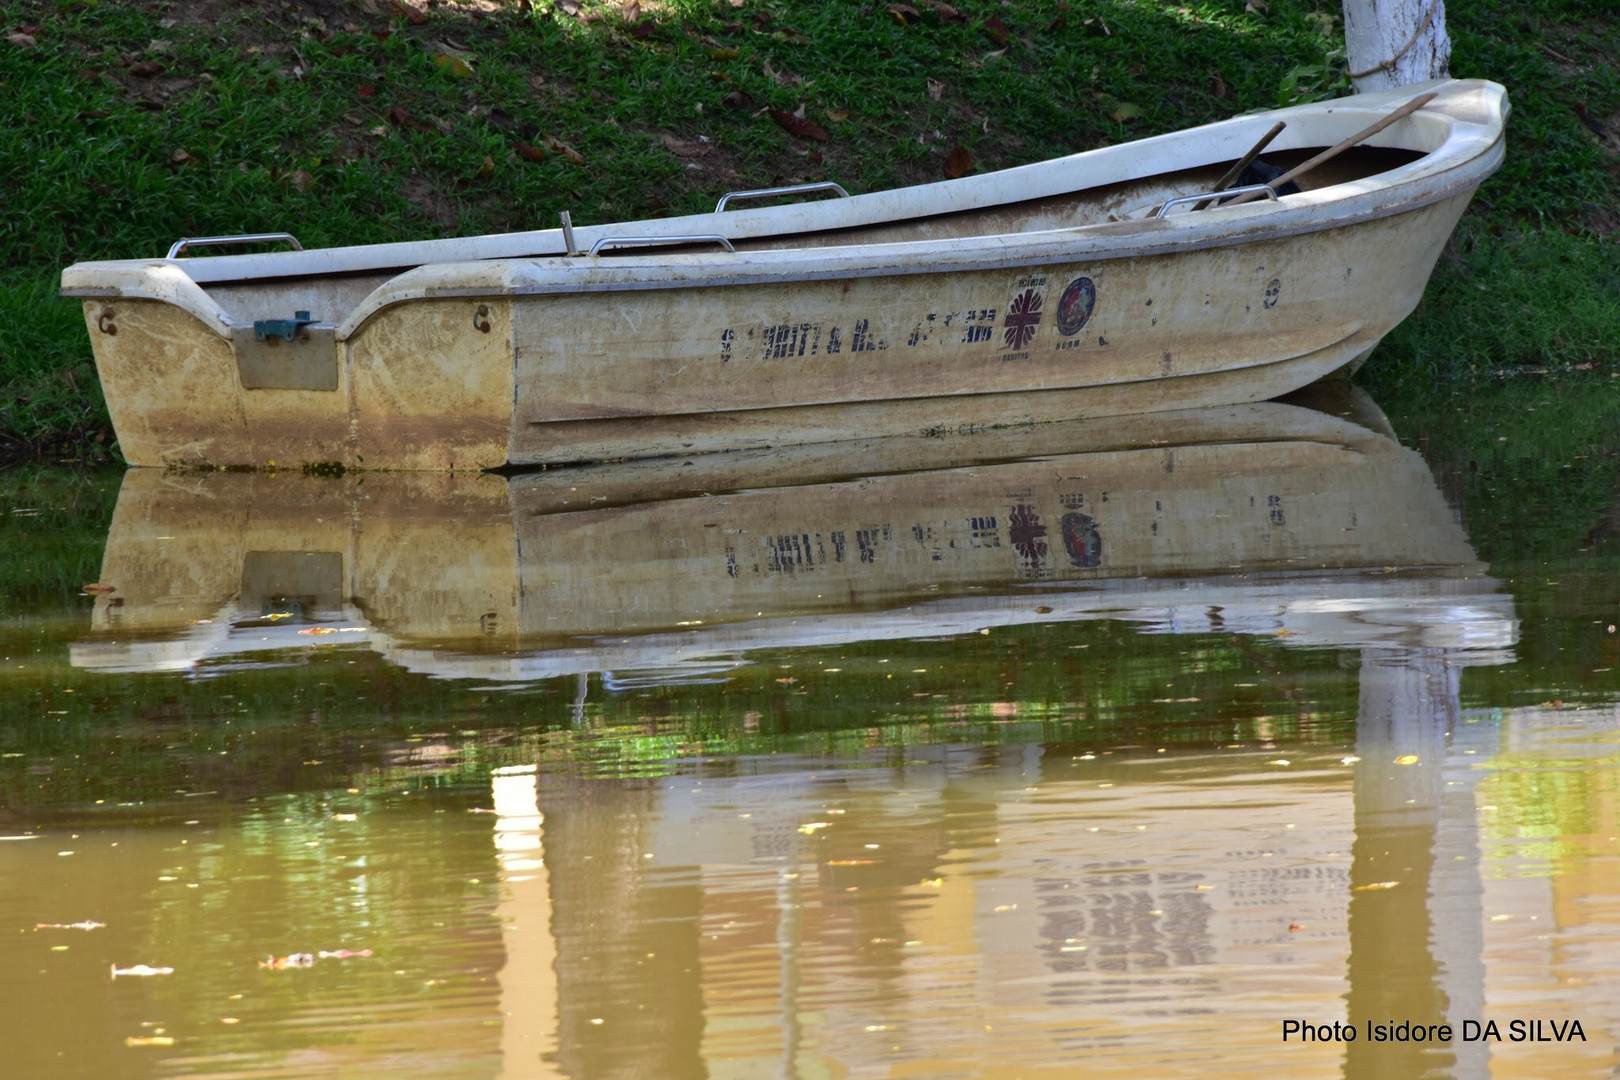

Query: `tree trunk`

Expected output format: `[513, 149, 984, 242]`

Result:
[1342, 0, 1451, 93]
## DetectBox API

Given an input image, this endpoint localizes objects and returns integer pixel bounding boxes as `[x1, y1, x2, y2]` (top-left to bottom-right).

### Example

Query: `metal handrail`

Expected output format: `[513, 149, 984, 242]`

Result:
[1154, 184, 1279, 219]
[166, 232, 304, 260]
[715, 181, 850, 213]
[588, 234, 736, 257]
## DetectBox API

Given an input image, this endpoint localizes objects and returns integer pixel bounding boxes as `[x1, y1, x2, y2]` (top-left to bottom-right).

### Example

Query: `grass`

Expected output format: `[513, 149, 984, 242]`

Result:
[0, 0, 1617, 461]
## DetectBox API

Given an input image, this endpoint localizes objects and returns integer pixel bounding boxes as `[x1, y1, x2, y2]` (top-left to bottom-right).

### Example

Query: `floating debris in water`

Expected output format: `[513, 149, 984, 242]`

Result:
[36, 920, 105, 931]
[260, 953, 316, 970]
[318, 949, 373, 959]
[111, 964, 174, 978]
[125, 1036, 175, 1047]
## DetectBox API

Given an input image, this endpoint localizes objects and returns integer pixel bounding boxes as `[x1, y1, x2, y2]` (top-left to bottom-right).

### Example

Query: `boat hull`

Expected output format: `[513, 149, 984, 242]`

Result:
[79, 193, 1471, 470]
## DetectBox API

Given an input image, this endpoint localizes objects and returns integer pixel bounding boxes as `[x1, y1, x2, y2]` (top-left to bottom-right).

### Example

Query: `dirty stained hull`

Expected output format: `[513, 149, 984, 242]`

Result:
[81, 194, 1469, 471]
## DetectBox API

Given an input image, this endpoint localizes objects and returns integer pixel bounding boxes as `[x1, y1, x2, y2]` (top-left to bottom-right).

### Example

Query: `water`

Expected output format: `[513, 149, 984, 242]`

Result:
[4, 383, 1620, 1077]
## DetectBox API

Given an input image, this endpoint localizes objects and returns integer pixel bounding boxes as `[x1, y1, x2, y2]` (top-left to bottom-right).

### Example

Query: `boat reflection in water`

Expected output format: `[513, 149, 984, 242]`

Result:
[74, 386, 1508, 683]
[68, 388, 1526, 1077]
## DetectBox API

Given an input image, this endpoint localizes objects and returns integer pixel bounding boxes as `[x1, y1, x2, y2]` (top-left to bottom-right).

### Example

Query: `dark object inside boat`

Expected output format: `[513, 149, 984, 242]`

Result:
[1229, 159, 1302, 198]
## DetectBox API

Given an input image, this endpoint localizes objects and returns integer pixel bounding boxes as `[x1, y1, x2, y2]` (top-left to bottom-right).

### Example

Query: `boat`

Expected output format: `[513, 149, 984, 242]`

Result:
[71, 389, 1514, 682]
[59, 79, 1508, 471]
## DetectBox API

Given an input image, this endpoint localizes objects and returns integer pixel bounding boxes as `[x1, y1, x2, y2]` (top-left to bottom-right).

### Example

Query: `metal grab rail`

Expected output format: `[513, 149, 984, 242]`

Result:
[715, 181, 850, 213]
[166, 232, 304, 260]
[588, 234, 736, 257]
[1154, 184, 1279, 219]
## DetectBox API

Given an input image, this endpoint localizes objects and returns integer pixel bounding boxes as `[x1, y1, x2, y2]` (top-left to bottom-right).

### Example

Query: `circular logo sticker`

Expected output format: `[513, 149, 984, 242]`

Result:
[1055, 277, 1096, 336]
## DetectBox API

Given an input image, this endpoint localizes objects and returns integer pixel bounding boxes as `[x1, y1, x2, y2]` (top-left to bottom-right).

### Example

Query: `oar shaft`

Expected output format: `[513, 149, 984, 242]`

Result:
[1224, 90, 1439, 206]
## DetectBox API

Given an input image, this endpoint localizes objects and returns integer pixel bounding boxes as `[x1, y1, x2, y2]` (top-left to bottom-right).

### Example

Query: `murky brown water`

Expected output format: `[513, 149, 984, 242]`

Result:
[5, 388, 1620, 1077]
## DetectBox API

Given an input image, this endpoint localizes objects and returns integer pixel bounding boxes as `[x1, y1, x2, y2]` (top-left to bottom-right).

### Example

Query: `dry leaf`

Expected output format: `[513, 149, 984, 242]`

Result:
[1245, 0, 1268, 11]
[430, 52, 473, 78]
[170, 148, 192, 165]
[129, 61, 164, 77]
[826, 107, 848, 122]
[659, 133, 711, 158]
[721, 89, 753, 109]
[771, 108, 828, 141]
[943, 145, 973, 179]
[1212, 73, 1228, 99]
[982, 14, 1010, 47]
[545, 136, 585, 164]
[284, 169, 316, 192]
[514, 141, 545, 163]
[475, 154, 494, 180]
[926, 77, 944, 100]
[621, 0, 641, 22]
[888, 3, 920, 24]
[391, 0, 430, 24]
[7, 31, 36, 48]
[928, 2, 965, 24]
[1110, 101, 1143, 122]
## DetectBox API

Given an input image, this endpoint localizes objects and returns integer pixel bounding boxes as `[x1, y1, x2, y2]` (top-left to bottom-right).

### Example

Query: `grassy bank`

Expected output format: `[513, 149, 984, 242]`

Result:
[1, 0, 1616, 462]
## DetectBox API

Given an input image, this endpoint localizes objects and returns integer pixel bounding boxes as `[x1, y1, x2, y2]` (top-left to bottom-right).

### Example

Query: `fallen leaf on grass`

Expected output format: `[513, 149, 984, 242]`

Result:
[943, 145, 973, 179]
[982, 14, 1010, 47]
[772, 108, 828, 141]
[927, 2, 965, 24]
[475, 154, 494, 180]
[385, 104, 437, 133]
[1110, 101, 1144, 122]
[514, 141, 545, 163]
[430, 51, 473, 78]
[129, 61, 165, 77]
[721, 90, 753, 109]
[888, 3, 920, 24]
[170, 148, 192, 165]
[546, 135, 585, 165]
[390, 0, 430, 25]
[283, 169, 316, 192]
[7, 31, 36, 48]
[659, 133, 711, 158]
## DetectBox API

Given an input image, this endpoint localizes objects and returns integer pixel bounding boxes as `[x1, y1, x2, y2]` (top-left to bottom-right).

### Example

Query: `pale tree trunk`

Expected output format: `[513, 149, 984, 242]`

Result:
[1342, 0, 1451, 93]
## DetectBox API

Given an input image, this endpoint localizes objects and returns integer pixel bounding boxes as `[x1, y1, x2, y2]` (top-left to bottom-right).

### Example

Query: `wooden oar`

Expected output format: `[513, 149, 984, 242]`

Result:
[1190, 120, 1287, 212]
[1221, 90, 1439, 206]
